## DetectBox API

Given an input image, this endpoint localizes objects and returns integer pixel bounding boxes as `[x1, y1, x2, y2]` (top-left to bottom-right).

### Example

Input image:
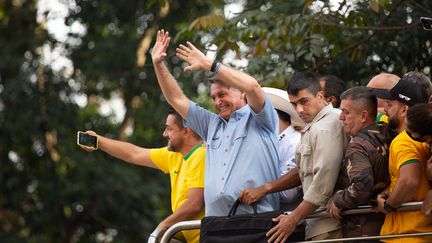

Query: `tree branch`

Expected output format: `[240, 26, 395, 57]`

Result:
[309, 0, 411, 71]
[318, 21, 417, 31]
[408, 0, 432, 16]
[308, 33, 375, 72]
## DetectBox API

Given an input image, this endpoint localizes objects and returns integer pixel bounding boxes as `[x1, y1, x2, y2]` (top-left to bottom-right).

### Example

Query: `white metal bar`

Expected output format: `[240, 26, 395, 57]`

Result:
[296, 232, 432, 242]
[157, 201, 424, 243]
[159, 220, 200, 243]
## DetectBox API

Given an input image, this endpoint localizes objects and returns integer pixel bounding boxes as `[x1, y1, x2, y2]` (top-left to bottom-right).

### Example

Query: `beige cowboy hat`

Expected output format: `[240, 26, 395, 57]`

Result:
[263, 87, 306, 127]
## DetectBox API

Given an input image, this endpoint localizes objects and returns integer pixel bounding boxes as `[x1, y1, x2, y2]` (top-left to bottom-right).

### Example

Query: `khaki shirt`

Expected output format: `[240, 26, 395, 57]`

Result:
[295, 104, 348, 239]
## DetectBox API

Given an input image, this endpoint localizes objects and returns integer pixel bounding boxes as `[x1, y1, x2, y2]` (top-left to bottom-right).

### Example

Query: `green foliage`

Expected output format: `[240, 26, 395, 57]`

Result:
[2, 0, 432, 242]
[186, 0, 432, 88]
[0, 0, 219, 242]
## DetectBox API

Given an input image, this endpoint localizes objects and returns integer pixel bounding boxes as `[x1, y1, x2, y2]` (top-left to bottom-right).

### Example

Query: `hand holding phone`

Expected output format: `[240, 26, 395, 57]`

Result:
[77, 131, 98, 150]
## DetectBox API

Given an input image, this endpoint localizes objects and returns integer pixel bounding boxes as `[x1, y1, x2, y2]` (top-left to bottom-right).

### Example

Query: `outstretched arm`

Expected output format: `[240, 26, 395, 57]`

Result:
[151, 30, 190, 118]
[176, 42, 266, 113]
[79, 131, 157, 168]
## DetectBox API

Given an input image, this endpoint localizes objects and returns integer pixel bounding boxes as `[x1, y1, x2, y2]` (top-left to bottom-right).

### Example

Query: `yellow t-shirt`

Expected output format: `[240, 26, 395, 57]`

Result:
[380, 131, 432, 243]
[150, 145, 205, 243]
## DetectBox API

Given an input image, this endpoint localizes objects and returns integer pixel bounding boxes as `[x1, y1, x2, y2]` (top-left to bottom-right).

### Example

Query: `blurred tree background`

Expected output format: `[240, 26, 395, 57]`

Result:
[184, 0, 432, 88]
[0, 0, 431, 242]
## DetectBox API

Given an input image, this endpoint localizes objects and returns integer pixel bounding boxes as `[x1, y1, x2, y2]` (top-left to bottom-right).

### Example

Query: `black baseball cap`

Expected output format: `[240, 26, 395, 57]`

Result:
[373, 79, 428, 106]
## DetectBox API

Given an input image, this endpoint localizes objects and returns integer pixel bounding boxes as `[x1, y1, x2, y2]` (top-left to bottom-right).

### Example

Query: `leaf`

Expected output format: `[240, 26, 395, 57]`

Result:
[188, 15, 225, 31]
[63, 206, 72, 219]
[303, 0, 314, 13]
[370, 0, 380, 13]
[351, 47, 363, 60]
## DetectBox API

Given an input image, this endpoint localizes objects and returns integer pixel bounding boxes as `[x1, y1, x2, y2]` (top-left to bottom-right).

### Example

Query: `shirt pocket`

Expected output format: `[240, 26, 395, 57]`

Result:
[232, 131, 246, 143]
[298, 144, 313, 175]
[231, 125, 247, 144]
[208, 136, 221, 149]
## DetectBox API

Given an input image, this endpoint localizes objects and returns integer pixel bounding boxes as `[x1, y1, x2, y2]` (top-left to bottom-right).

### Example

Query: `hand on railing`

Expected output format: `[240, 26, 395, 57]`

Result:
[158, 201, 426, 243]
[327, 201, 342, 219]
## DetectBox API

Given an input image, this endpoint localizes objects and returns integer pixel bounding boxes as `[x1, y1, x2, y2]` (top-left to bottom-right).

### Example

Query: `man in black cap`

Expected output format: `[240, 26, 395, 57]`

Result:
[373, 78, 432, 242]
[374, 78, 429, 133]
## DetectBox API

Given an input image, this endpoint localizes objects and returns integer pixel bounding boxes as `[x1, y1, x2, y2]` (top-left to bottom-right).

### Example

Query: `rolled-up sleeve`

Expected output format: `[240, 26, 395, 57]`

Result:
[303, 129, 345, 206]
[250, 95, 278, 134]
[185, 102, 216, 141]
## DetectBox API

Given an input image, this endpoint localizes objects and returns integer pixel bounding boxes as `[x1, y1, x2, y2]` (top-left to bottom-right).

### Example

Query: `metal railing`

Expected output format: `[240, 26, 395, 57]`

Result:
[154, 201, 427, 243]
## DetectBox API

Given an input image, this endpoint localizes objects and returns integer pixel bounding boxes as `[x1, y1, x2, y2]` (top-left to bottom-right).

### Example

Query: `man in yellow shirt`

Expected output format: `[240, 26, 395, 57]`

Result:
[79, 108, 205, 243]
[403, 104, 432, 216]
[374, 79, 431, 242]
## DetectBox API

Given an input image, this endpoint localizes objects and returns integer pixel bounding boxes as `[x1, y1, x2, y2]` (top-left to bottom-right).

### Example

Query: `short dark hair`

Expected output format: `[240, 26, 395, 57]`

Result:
[340, 86, 377, 120]
[320, 75, 346, 108]
[167, 107, 184, 128]
[276, 109, 291, 124]
[402, 71, 432, 98]
[287, 72, 321, 96]
[407, 103, 432, 137]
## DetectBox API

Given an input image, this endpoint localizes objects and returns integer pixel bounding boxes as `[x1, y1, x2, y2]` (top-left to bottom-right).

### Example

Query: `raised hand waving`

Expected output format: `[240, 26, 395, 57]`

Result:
[176, 41, 211, 72]
[151, 29, 170, 64]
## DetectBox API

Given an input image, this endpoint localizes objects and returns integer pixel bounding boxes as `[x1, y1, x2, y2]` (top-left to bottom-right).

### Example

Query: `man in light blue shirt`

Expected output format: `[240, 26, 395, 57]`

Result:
[151, 30, 280, 216]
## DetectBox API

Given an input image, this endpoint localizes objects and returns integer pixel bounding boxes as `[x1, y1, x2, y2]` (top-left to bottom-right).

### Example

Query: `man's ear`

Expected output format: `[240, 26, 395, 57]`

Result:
[240, 90, 247, 103]
[183, 127, 190, 135]
[401, 104, 409, 118]
[316, 91, 327, 105]
[361, 110, 369, 123]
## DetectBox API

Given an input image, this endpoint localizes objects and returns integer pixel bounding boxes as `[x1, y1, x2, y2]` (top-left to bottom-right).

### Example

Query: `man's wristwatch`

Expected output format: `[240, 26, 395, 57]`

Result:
[384, 200, 397, 212]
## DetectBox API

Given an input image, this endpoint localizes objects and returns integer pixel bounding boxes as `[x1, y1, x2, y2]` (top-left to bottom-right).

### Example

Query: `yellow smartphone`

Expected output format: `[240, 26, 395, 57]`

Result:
[77, 131, 98, 149]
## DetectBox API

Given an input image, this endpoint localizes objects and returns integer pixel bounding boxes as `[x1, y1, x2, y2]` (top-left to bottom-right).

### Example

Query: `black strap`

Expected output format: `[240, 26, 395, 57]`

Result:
[227, 199, 258, 216]
[210, 60, 217, 72]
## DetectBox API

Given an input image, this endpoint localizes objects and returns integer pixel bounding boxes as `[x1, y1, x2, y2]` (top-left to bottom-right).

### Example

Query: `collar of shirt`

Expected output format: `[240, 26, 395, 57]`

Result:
[303, 104, 336, 132]
[358, 123, 381, 134]
[217, 104, 249, 123]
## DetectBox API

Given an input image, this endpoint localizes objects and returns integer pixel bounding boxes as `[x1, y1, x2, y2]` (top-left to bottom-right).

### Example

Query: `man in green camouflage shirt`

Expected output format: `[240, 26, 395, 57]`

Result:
[326, 86, 395, 241]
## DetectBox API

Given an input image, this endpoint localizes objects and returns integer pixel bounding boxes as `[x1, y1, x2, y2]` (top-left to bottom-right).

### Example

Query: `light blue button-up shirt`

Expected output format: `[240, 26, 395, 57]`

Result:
[186, 96, 280, 216]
